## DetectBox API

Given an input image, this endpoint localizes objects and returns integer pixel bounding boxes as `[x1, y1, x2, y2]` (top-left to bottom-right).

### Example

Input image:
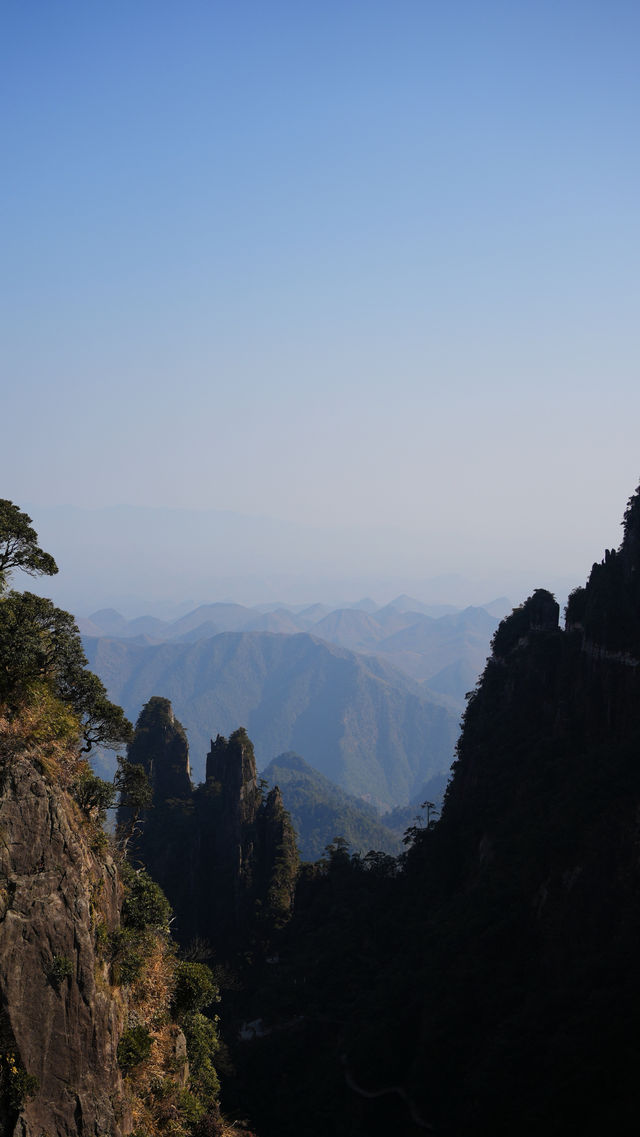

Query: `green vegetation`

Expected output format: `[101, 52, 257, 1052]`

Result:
[0, 499, 57, 589]
[490, 588, 559, 658]
[181, 1013, 221, 1110]
[48, 954, 74, 989]
[229, 492, 640, 1136]
[262, 752, 402, 860]
[83, 629, 459, 806]
[172, 962, 219, 1017]
[0, 502, 235, 1136]
[117, 1025, 153, 1071]
[10, 487, 640, 1135]
[72, 769, 116, 822]
[121, 710, 299, 967]
[0, 500, 132, 756]
[120, 863, 172, 932]
[0, 1053, 39, 1110]
[113, 862, 226, 1134]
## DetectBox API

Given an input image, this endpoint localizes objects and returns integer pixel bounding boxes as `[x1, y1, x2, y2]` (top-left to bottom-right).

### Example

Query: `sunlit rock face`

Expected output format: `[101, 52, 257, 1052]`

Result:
[0, 750, 128, 1137]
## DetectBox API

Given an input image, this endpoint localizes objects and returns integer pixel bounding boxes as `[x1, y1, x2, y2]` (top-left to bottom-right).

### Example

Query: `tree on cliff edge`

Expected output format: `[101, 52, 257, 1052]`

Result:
[0, 499, 132, 753]
[0, 500, 58, 593]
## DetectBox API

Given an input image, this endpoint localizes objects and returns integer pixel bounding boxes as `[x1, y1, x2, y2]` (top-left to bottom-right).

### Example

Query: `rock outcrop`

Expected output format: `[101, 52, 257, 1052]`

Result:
[238, 483, 640, 1137]
[0, 748, 128, 1137]
[126, 695, 192, 802]
[401, 483, 640, 1133]
[124, 704, 298, 958]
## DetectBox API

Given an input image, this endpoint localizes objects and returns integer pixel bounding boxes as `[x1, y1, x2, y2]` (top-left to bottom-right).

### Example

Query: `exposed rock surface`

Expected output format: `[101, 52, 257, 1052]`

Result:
[127, 695, 192, 802]
[123, 704, 298, 958]
[0, 750, 128, 1137]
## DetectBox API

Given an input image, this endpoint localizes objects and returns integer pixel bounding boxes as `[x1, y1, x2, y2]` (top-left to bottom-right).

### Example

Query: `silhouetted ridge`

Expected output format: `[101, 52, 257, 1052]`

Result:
[240, 482, 640, 1137]
[489, 587, 559, 660]
[206, 727, 257, 814]
[565, 483, 640, 656]
[123, 703, 298, 961]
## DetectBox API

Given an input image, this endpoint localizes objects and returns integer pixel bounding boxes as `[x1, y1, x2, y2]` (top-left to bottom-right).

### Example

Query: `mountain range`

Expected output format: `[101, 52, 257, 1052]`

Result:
[83, 629, 460, 809]
[80, 593, 504, 703]
[261, 752, 404, 860]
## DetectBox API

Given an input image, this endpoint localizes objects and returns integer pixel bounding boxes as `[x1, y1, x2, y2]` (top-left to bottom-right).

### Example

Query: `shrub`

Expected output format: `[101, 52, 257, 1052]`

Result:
[109, 927, 146, 986]
[73, 771, 115, 821]
[182, 1012, 221, 1108]
[49, 954, 73, 988]
[117, 1025, 153, 1071]
[177, 1086, 206, 1126]
[193, 1114, 225, 1137]
[0, 1053, 39, 1108]
[172, 962, 219, 1017]
[121, 864, 172, 931]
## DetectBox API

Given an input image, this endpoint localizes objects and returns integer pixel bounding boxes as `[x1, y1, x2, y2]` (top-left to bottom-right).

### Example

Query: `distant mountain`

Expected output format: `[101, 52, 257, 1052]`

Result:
[262, 752, 402, 860]
[385, 594, 459, 616]
[380, 605, 497, 694]
[166, 603, 254, 637]
[293, 603, 333, 626]
[424, 656, 481, 701]
[77, 609, 171, 639]
[81, 597, 499, 711]
[241, 609, 307, 635]
[347, 597, 379, 612]
[310, 608, 392, 651]
[83, 607, 132, 636]
[480, 596, 512, 620]
[241, 486, 640, 1137]
[83, 631, 459, 809]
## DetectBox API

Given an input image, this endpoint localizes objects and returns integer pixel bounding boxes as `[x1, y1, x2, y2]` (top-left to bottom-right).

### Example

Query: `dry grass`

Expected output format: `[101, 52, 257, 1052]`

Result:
[0, 686, 81, 784]
[124, 936, 190, 1136]
[129, 934, 176, 1028]
[0, 698, 253, 1136]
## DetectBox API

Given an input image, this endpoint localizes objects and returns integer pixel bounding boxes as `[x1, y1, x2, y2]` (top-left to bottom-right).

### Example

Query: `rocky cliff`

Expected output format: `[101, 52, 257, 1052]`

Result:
[123, 703, 298, 959]
[0, 504, 233, 1137]
[0, 706, 233, 1137]
[401, 483, 640, 1134]
[0, 738, 128, 1137]
[237, 484, 640, 1137]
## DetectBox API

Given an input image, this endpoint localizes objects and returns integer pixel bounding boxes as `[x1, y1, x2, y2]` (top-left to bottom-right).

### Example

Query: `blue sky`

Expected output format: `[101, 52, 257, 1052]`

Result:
[2, 0, 639, 600]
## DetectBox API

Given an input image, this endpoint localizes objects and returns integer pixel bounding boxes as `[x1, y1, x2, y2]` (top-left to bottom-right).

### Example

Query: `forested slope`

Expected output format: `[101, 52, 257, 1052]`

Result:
[84, 631, 459, 808]
[234, 483, 640, 1137]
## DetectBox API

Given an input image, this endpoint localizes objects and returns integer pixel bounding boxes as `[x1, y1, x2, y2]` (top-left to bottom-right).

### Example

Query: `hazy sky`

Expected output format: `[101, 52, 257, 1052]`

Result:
[3, 0, 639, 600]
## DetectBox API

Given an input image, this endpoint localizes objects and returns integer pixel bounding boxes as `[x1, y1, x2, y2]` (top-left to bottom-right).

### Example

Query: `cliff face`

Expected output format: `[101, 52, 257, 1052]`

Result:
[400, 485, 640, 1134]
[0, 748, 127, 1137]
[125, 706, 298, 958]
[443, 492, 640, 874]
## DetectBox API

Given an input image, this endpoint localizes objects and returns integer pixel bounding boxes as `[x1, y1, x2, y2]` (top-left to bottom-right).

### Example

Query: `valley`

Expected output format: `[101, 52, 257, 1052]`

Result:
[81, 595, 502, 811]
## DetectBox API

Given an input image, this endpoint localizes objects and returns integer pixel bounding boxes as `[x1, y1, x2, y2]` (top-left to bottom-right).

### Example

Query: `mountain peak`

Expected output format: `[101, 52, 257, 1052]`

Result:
[125, 696, 191, 802]
[491, 589, 560, 660]
[620, 482, 640, 580]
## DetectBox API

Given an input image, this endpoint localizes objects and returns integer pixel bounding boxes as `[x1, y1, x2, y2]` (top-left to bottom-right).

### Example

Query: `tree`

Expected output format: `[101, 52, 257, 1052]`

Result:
[0, 504, 132, 757]
[62, 668, 133, 753]
[73, 770, 116, 822]
[0, 590, 132, 753]
[114, 757, 153, 849]
[0, 592, 85, 700]
[172, 961, 219, 1017]
[0, 500, 58, 592]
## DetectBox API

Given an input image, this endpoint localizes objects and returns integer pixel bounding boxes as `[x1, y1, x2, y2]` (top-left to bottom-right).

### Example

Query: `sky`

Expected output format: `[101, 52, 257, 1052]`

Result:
[2, 1, 640, 609]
